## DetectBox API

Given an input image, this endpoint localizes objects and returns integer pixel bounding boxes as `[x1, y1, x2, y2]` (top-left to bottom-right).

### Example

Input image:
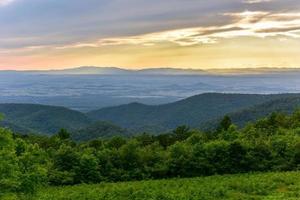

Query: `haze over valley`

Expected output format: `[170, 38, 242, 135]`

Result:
[1, 67, 300, 111]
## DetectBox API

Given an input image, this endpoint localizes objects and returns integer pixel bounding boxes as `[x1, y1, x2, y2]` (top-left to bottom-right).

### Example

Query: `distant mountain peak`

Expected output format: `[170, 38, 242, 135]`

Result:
[42, 66, 208, 75]
[39, 66, 131, 75]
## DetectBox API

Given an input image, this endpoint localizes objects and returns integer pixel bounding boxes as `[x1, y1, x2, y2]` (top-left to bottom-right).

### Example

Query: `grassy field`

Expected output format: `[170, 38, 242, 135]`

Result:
[19, 171, 300, 200]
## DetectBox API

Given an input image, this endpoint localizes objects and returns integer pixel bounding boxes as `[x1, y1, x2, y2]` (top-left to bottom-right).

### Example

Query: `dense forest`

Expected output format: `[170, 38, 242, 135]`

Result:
[2, 109, 300, 198]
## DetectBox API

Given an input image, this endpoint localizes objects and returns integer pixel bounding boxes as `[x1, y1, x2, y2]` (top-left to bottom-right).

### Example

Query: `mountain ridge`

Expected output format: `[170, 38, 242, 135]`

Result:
[87, 93, 300, 133]
[2, 93, 300, 137]
[2, 66, 300, 75]
[0, 103, 92, 135]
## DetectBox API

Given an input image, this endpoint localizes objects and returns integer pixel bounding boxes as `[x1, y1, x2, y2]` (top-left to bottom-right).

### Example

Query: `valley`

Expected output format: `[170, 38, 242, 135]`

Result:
[1, 68, 300, 112]
[1, 93, 300, 139]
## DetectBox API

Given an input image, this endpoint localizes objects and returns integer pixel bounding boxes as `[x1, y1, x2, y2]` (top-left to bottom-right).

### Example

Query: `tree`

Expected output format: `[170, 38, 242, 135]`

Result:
[0, 128, 20, 196]
[218, 115, 232, 131]
[228, 141, 247, 173]
[139, 142, 168, 179]
[156, 133, 175, 148]
[106, 136, 127, 149]
[57, 128, 70, 140]
[135, 133, 155, 146]
[168, 142, 192, 177]
[0, 113, 4, 121]
[17, 143, 48, 194]
[0, 128, 47, 196]
[204, 140, 230, 174]
[173, 125, 191, 141]
[75, 150, 101, 183]
[48, 144, 79, 185]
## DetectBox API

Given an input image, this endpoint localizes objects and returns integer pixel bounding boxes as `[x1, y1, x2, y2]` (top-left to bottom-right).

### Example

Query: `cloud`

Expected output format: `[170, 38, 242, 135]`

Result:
[0, 0, 15, 6]
[0, 0, 241, 49]
[244, 0, 273, 4]
[0, 0, 299, 52]
[54, 11, 300, 49]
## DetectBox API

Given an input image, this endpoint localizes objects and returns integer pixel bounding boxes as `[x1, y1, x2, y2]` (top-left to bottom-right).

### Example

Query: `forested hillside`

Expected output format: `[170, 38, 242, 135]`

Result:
[1, 93, 300, 138]
[71, 121, 130, 141]
[0, 120, 31, 134]
[0, 104, 92, 134]
[203, 96, 300, 129]
[229, 96, 300, 125]
[88, 93, 300, 133]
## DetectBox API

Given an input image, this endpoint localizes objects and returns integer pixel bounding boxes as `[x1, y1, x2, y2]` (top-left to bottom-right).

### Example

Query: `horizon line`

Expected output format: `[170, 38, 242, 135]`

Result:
[1, 66, 300, 72]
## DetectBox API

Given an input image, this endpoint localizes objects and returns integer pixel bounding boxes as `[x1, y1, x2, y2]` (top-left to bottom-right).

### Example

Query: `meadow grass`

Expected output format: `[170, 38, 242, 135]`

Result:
[22, 171, 300, 200]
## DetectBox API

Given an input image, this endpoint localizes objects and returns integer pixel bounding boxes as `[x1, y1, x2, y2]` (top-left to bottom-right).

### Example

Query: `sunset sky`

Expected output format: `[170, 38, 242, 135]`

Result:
[0, 0, 300, 70]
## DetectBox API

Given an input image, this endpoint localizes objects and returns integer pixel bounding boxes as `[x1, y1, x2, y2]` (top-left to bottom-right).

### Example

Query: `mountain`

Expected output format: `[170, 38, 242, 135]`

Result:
[19, 66, 208, 75]
[87, 93, 300, 133]
[137, 68, 207, 75]
[3, 66, 300, 76]
[37, 66, 131, 75]
[43, 67, 208, 75]
[0, 67, 208, 75]
[71, 121, 130, 141]
[0, 120, 32, 134]
[0, 104, 92, 135]
[206, 68, 300, 75]
[0, 103, 131, 139]
[226, 96, 300, 127]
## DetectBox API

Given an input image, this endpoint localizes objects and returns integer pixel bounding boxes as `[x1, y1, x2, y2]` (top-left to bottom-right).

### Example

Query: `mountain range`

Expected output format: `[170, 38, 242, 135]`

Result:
[1, 93, 300, 140]
[2, 66, 300, 76]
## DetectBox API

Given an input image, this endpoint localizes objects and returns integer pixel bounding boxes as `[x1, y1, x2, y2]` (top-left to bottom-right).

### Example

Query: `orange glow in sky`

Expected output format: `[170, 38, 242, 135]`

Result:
[0, 1, 299, 70]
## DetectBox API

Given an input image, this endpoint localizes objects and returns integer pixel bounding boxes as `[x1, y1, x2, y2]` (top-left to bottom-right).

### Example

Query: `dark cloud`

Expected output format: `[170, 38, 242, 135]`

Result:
[0, 0, 299, 49]
[255, 26, 300, 33]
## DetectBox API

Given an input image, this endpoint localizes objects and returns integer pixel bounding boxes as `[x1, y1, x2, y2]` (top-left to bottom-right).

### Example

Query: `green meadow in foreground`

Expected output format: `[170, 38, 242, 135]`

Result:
[25, 171, 300, 200]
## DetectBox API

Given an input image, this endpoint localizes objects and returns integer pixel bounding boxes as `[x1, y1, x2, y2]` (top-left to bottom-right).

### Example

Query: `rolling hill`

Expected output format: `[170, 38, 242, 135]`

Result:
[226, 96, 300, 127]
[0, 104, 92, 135]
[87, 93, 300, 133]
[2, 93, 300, 137]
[0, 120, 32, 134]
[71, 121, 130, 141]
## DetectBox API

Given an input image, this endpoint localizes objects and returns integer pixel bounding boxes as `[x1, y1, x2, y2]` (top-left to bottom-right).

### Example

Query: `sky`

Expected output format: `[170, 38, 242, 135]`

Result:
[0, 0, 300, 70]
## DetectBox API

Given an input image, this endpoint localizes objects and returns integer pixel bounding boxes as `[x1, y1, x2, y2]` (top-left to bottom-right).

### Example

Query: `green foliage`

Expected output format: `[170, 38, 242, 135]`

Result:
[48, 144, 80, 185]
[0, 128, 48, 197]
[76, 151, 101, 183]
[0, 128, 21, 195]
[71, 121, 129, 141]
[57, 129, 71, 140]
[4, 108, 300, 197]
[218, 115, 232, 131]
[29, 171, 300, 200]
[0, 113, 4, 121]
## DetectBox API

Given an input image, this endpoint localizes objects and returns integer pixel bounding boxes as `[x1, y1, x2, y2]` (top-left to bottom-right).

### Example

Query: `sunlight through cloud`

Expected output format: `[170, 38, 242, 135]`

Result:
[56, 11, 300, 49]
